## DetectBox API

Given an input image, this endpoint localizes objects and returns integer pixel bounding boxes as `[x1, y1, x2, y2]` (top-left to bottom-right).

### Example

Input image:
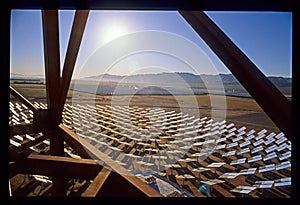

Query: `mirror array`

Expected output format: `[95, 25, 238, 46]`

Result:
[9, 101, 291, 197]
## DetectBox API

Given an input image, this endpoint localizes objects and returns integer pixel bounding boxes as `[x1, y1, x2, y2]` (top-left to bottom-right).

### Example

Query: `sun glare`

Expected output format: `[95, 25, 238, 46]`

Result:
[104, 24, 127, 42]
[100, 21, 129, 44]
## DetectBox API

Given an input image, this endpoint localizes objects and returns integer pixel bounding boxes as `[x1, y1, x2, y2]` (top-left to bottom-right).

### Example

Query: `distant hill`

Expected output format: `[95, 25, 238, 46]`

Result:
[268, 76, 292, 87]
[11, 72, 292, 88]
[10, 73, 45, 80]
[80, 72, 291, 88]
[72, 72, 291, 97]
[10, 72, 291, 96]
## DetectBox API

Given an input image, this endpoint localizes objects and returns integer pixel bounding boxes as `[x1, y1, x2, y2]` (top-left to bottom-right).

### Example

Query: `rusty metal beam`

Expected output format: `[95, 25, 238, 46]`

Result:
[98, 171, 161, 197]
[9, 147, 29, 162]
[59, 124, 91, 159]
[10, 86, 38, 112]
[12, 154, 102, 179]
[179, 11, 292, 139]
[47, 132, 64, 157]
[81, 168, 111, 197]
[9, 124, 47, 136]
[58, 124, 162, 196]
[58, 10, 89, 115]
[18, 134, 48, 150]
[59, 124, 133, 172]
[42, 10, 61, 125]
[42, 7, 64, 163]
[46, 130, 65, 196]
[42, 9, 65, 196]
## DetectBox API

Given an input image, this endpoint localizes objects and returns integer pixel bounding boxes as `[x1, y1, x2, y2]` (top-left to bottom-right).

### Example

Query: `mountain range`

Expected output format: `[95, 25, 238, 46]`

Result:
[10, 73, 45, 80]
[10, 72, 292, 91]
[79, 72, 292, 88]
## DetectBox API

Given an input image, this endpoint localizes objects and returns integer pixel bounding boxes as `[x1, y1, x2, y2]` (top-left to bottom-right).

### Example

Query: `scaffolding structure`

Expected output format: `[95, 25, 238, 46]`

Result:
[6, 1, 297, 198]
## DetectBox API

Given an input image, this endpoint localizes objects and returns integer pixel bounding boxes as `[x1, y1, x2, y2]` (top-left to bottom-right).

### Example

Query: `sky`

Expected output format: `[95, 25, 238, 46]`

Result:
[10, 10, 292, 78]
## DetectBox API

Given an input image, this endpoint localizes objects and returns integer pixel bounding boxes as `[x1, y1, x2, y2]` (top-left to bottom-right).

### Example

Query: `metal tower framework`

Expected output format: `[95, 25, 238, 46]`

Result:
[7, 1, 296, 197]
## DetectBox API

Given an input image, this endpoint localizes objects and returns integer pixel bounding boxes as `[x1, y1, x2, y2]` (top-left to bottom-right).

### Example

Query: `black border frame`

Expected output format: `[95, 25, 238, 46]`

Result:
[2, 0, 298, 204]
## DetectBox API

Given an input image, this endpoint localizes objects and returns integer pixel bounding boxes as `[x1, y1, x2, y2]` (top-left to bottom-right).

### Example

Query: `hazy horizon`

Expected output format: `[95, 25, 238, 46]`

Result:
[10, 70, 292, 79]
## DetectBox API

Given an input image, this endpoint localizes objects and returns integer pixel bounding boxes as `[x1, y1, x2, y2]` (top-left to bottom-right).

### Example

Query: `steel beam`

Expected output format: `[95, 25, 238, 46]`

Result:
[98, 171, 161, 197]
[81, 168, 111, 197]
[58, 10, 89, 115]
[12, 154, 102, 179]
[59, 124, 91, 159]
[10, 86, 38, 112]
[42, 9, 66, 196]
[179, 11, 292, 139]
[18, 134, 48, 150]
[59, 124, 162, 196]
[42, 10, 61, 125]
[9, 124, 45, 136]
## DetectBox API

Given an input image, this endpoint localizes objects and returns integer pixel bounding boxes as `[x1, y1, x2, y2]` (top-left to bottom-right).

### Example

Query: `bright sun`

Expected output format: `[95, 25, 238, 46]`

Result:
[101, 23, 128, 44]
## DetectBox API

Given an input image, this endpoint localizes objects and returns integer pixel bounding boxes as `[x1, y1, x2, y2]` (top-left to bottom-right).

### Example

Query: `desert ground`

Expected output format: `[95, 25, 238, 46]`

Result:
[11, 83, 281, 134]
